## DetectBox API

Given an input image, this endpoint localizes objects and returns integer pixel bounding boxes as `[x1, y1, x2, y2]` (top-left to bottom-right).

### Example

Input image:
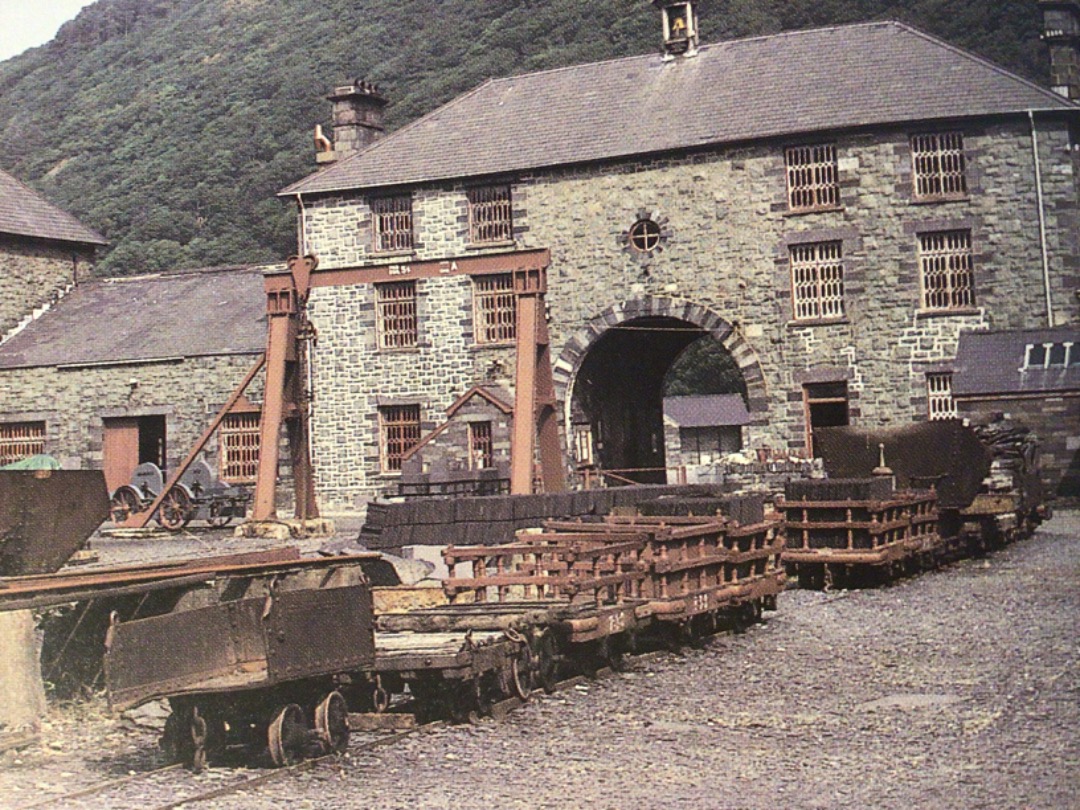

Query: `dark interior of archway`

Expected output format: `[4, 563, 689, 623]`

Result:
[573, 316, 743, 484]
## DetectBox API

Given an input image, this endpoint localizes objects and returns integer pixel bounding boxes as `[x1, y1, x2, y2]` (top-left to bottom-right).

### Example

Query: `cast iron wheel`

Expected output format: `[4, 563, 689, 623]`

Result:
[314, 690, 350, 755]
[535, 630, 562, 694]
[267, 704, 307, 767]
[206, 499, 233, 528]
[599, 634, 627, 673]
[109, 485, 142, 524]
[161, 706, 194, 764]
[158, 487, 194, 531]
[510, 643, 535, 700]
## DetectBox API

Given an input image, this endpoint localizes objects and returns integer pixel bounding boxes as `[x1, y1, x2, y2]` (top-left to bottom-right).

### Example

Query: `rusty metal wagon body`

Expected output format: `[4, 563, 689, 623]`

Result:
[104, 556, 376, 769]
[109, 460, 251, 530]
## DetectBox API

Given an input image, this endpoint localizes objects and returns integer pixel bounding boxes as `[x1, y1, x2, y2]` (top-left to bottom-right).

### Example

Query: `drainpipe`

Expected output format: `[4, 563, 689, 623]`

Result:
[1029, 110, 1055, 327]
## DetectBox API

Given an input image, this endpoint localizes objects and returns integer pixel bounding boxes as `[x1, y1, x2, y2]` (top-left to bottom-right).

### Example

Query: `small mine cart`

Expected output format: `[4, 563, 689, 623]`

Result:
[110, 460, 250, 530]
[104, 557, 376, 770]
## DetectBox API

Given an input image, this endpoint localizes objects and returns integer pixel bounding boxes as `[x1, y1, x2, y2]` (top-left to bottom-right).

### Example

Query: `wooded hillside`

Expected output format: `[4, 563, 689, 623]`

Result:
[0, 0, 1049, 275]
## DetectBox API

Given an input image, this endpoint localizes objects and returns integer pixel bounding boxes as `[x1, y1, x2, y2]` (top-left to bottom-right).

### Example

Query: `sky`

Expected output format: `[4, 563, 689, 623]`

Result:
[0, 1, 97, 62]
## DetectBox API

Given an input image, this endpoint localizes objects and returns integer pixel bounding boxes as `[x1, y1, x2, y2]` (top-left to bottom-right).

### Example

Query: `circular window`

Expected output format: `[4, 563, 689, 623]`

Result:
[628, 219, 662, 253]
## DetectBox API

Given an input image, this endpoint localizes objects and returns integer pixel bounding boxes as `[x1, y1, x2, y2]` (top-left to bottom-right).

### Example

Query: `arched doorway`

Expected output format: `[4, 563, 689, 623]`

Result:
[556, 297, 766, 485]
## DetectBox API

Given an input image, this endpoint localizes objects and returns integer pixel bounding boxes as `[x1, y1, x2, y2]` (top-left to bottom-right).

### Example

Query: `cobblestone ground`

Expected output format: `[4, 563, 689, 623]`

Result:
[1, 512, 1077, 810]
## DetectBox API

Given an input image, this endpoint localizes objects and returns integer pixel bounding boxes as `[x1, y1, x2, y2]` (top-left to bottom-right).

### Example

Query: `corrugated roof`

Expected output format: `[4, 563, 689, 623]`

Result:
[0, 167, 107, 246]
[952, 327, 1080, 397]
[0, 266, 266, 369]
[664, 394, 750, 427]
[283, 21, 1078, 196]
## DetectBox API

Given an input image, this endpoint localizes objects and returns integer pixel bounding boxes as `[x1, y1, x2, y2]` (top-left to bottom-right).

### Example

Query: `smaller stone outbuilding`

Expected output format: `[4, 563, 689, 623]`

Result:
[0, 167, 106, 338]
[952, 326, 1080, 499]
[663, 394, 750, 483]
[0, 265, 267, 492]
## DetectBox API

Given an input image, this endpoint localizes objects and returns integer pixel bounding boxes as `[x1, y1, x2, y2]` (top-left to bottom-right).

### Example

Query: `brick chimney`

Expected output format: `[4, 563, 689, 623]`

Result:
[316, 79, 388, 165]
[653, 1, 698, 59]
[1041, 0, 1080, 100]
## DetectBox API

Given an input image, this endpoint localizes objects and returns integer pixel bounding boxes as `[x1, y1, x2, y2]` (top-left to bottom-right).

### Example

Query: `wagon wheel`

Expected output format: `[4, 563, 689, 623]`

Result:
[206, 499, 233, 528]
[314, 690, 350, 755]
[509, 642, 535, 700]
[267, 704, 307, 767]
[158, 487, 194, 531]
[109, 485, 143, 524]
[599, 634, 627, 673]
[534, 630, 562, 694]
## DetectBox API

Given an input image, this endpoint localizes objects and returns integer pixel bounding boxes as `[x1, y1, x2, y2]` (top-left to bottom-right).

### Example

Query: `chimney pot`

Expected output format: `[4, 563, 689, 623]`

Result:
[1040, 0, 1080, 100]
[318, 79, 389, 164]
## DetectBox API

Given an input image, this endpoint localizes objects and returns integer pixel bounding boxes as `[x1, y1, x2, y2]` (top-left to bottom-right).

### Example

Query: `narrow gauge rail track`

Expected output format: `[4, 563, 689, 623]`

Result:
[11, 725, 430, 810]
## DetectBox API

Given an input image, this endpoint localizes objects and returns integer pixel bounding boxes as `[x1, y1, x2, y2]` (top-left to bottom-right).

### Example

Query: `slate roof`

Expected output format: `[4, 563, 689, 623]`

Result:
[0, 168, 107, 246]
[664, 394, 750, 428]
[283, 21, 1078, 196]
[0, 266, 266, 369]
[952, 327, 1080, 397]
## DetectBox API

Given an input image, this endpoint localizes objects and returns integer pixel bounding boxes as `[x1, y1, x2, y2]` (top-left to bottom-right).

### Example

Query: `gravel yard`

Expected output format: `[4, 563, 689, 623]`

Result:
[1, 512, 1077, 810]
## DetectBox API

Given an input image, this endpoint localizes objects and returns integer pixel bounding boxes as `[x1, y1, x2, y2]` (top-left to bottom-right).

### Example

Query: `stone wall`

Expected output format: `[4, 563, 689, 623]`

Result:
[300, 116, 1078, 509]
[0, 237, 95, 339]
[0, 354, 263, 478]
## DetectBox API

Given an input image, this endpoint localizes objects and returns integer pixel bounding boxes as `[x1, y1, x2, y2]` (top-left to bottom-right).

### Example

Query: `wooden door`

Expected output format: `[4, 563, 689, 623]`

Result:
[103, 417, 140, 492]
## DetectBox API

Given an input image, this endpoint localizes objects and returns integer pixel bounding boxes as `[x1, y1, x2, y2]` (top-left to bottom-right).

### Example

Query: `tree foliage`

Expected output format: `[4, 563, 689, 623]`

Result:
[0, 0, 1050, 275]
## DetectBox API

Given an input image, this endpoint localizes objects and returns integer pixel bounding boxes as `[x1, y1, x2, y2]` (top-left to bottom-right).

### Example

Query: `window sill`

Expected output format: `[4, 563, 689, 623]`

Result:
[787, 317, 849, 328]
[370, 249, 417, 260]
[470, 341, 516, 350]
[910, 196, 969, 206]
[783, 205, 844, 218]
[376, 346, 421, 354]
[915, 308, 980, 319]
[465, 240, 517, 251]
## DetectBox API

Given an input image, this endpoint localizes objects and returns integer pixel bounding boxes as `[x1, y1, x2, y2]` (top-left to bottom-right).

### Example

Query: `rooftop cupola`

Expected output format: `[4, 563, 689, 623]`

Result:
[315, 79, 389, 165]
[1040, 0, 1080, 99]
[654, 1, 698, 59]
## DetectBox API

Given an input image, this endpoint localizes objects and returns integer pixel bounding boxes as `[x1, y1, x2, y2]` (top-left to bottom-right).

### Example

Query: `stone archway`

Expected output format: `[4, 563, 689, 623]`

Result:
[554, 296, 767, 483]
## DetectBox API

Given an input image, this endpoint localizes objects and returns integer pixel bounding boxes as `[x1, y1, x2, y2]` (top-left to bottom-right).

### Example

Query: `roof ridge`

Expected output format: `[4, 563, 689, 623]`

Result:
[892, 20, 1080, 110]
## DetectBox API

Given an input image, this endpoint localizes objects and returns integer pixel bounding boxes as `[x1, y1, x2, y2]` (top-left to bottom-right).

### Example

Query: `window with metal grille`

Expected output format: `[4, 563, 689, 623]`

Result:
[911, 132, 967, 200]
[926, 373, 957, 421]
[790, 241, 845, 321]
[380, 404, 421, 473]
[919, 230, 975, 311]
[468, 421, 494, 469]
[468, 186, 513, 244]
[473, 273, 516, 344]
[376, 281, 418, 349]
[371, 195, 414, 252]
[785, 144, 840, 211]
[0, 421, 45, 467]
[220, 413, 260, 483]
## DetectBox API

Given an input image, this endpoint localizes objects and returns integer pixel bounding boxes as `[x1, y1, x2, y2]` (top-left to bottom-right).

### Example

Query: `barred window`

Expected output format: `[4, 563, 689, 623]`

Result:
[473, 273, 516, 344]
[790, 241, 845, 321]
[0, 421, 45, 467]
[919, 230, 975, 311]
[785, 144, 840, 211]
[379, 404, 421, 473]
[220, 413, 260, 484]
[468, 421, 494, 469]
[376, 281, 418, 349]
[468, 186, 513, 244]
[927, 373, 957, 421]
[911, 132, 967, 200]
[371, 195, 414, 252]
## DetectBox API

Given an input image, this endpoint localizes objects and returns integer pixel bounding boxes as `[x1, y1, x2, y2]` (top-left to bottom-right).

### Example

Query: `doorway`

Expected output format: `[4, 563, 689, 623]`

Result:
[102, 415, 166, 491]
[803, 381, 848, 456]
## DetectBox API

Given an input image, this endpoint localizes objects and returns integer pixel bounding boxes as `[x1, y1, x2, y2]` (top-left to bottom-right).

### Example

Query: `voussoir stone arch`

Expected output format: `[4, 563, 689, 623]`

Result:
[553, 296, 770, 429]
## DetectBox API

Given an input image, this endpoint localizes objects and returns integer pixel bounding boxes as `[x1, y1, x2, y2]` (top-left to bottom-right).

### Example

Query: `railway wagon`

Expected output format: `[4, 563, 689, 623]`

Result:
[780, 420, 1048, 588]
[104, 505, 785, 769]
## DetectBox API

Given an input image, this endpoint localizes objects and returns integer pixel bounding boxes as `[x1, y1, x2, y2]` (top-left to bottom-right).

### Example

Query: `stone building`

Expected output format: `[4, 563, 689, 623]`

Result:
[0, 167, 106, 340]
[278, 5, 1080, 511]
[0, 266, 266, 491]
[952, 326, 1080, 498]
[662, 394, 749, 484]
